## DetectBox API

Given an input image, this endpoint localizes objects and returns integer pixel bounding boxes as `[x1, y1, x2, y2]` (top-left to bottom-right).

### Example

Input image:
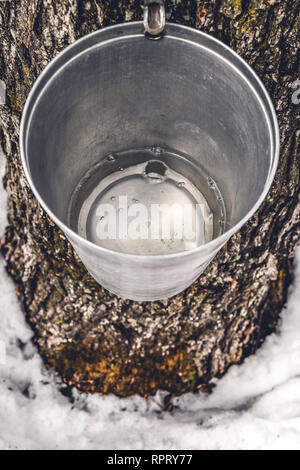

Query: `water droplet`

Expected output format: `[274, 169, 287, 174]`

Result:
[119, 167, 124, 171]
[150, 146, 162, 154]
[107, 153, 116, 163]
[111, 196, 116, 202]
[177, 181, 185, 188]
[208, 177, 216, 189]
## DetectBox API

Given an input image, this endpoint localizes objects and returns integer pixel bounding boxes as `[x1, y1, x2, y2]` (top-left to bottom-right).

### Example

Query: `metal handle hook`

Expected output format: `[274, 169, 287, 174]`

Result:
[144, 0, 166, 38]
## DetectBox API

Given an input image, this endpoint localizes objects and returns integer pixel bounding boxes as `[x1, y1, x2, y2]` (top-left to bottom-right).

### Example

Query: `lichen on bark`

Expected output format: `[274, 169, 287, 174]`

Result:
[0, 0, 299, 397]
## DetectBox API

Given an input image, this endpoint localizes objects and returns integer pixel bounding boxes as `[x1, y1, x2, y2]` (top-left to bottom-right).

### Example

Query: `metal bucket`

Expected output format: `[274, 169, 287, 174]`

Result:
[20, 7, 279, 301]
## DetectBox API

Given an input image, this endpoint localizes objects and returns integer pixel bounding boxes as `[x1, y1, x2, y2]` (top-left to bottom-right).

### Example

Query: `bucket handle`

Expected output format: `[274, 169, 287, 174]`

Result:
[144, 0, 166, 38]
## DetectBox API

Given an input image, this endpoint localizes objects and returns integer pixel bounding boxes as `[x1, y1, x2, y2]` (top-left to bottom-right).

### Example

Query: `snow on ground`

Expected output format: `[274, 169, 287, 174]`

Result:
[0, 150, 300, 450]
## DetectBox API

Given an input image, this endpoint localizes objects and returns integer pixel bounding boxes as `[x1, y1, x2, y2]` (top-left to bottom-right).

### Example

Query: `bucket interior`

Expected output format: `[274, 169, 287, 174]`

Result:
[25, 28, 273, 255]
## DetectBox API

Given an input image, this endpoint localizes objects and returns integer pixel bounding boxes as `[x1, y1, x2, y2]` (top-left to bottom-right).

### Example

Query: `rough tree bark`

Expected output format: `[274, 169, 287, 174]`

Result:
[0, 0, 299, 398]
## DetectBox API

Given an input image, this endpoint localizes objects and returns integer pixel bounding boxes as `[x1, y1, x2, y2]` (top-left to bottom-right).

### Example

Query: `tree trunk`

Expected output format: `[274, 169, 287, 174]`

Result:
[0, 0, 299, 398]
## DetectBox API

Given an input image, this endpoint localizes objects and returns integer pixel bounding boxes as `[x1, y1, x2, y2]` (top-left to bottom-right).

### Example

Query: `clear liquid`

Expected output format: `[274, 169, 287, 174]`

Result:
[68, 147, 226, 255]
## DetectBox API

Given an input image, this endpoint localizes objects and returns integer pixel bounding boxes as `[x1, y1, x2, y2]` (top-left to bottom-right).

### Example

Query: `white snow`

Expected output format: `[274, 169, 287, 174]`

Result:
[0, 150, 300, 450]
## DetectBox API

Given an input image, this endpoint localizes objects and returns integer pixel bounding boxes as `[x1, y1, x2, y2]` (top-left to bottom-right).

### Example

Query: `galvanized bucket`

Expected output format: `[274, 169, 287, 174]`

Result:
[20, 2, 279, 301]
